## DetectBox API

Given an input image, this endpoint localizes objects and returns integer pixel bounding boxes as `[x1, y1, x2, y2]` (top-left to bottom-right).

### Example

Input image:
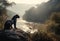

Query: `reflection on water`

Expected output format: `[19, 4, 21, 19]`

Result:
[17, 19, 38, 34]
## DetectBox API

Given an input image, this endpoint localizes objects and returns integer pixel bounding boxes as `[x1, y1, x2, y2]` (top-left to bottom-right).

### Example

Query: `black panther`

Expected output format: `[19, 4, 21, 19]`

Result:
[4, 14, 20, 30]
[11, 14, 20, 29]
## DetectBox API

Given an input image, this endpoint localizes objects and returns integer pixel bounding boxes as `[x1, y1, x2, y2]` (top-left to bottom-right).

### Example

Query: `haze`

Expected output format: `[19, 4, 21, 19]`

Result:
[8, 0, 49, 4]
[7, 0, 49, 17]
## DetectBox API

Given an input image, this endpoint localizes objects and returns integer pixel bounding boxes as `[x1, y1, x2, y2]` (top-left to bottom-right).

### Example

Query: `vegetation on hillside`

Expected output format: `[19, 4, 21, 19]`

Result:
[0, 0, 14, 29]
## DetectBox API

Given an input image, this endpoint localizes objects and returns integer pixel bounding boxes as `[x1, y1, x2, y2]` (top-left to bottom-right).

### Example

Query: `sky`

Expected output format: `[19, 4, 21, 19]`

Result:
[8, 0, 49, 4]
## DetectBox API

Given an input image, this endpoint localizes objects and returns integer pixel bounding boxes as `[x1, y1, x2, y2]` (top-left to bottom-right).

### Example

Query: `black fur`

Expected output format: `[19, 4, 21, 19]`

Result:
[4, 14, 20, 30]
[12, 15, 20, 29]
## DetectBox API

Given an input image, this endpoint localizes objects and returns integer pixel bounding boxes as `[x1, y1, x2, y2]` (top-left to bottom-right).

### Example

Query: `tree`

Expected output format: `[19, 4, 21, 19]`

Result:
[0, 0, 14, 29]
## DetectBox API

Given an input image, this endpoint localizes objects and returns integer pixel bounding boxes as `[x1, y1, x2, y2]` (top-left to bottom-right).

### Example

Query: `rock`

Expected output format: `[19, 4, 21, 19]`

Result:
[0, 29, 28, 41]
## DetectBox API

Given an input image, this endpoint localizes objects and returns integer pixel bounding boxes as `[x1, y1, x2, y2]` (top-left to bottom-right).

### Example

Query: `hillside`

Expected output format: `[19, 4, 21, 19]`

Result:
[23, 0, 60, 23]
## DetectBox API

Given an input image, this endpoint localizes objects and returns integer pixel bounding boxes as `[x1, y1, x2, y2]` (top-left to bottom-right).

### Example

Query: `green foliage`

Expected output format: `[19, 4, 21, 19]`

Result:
[0, 0, 13, 8]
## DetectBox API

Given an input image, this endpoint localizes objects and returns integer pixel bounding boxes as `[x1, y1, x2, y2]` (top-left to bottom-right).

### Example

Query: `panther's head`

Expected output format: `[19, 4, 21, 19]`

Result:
[14, 14, 20, 18]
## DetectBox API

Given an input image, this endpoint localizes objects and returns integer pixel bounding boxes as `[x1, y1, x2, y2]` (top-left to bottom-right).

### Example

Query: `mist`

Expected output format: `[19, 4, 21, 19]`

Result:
[23, 0, 60, 23]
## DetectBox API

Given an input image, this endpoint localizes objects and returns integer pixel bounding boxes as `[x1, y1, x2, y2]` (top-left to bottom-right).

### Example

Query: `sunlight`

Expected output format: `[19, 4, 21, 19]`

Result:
[17, 19, 38, 33]
[8, 0, 49, 4]
[30, 29, 38, 34]
[7, 0, 49, 34]
[34, 6, 38, 8]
